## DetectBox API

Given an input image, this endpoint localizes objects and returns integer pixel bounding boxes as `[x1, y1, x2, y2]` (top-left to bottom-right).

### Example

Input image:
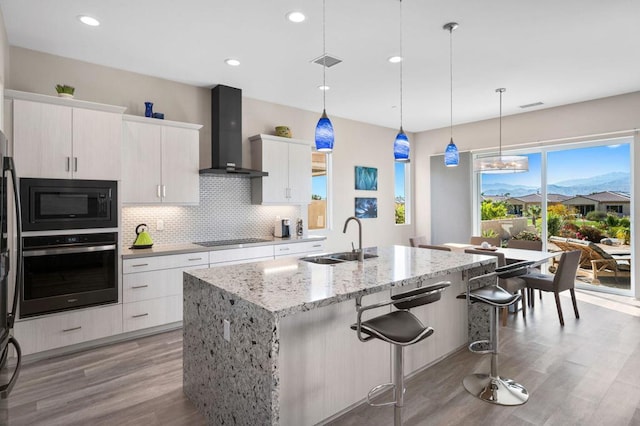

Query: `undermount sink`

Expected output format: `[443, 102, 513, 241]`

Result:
[328, 251, 378, 261]
[300, 251, 378, 264]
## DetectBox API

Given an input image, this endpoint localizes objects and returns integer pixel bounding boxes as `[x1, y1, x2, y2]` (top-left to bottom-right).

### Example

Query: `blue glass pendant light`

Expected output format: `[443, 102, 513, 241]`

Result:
[443, 22, 459, 167]
[393, 0, 409, 162]
[315, 0, 334, 152]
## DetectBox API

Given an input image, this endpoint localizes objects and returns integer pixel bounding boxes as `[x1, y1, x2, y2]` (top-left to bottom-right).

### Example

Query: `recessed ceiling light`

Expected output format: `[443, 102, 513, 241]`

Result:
[225, 58, 241, 67]
[286, 11, 306, 23]
[318, 85, 330, 91]
[78, 15, 100, 27]
[388, 56, 402, 63]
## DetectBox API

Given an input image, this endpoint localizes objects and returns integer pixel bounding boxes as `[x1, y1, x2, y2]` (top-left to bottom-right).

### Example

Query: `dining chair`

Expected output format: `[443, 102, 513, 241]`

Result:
[520, 250, 581, 326]
[418, 244, 451, 252]
[507, 239, 543, 303]
[409, 236, 427, 247]
[464, 248, 527, 325]
[470, 236, 500, 248]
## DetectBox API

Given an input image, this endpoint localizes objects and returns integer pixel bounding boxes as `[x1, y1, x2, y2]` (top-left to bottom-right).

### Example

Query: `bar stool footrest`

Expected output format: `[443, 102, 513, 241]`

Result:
[468, 339, 492, 354]
[366, 382, 397, 407]
[463, 373, 529, 406]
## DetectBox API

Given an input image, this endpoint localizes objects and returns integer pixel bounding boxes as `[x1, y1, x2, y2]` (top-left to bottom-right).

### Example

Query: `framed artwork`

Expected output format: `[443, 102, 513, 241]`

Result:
[355, 197, 377, 219]
[355, 166, 378, 191]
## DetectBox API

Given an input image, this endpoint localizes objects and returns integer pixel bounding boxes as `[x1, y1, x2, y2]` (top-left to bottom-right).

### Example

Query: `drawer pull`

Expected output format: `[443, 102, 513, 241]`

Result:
[279, 247, 290, 251]
[132, 285, 149, 289]
[188, 257, 203, 261]
[132, 263, 149, 267]
[312, 244, 322, 248]
[62, 326, 82, 333]
[132, 313, 149, 318]
[67, 298, 78, 303]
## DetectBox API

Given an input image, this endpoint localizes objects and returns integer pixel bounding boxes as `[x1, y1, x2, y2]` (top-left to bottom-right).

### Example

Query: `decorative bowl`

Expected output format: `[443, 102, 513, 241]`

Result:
[275, 126, 292, 138]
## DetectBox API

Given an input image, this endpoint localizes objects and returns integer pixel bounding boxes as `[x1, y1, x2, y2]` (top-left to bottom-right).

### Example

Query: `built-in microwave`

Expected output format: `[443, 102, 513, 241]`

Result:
[20, 178, 117, 231]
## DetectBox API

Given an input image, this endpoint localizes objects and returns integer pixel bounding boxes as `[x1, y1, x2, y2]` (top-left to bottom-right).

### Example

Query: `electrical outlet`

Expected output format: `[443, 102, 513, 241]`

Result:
[156, 219, 164, 231]
[223, 319, 230, 342]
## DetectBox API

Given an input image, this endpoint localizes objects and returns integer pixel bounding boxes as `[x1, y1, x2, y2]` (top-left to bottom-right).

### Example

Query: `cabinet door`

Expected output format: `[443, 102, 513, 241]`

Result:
[72, 109, 122, 180]
[161, 126, 199, 204]
[122, 121, 163, 204]
[12, 100, 72, 178]
[261, 139, 289, 203]
[287, 142, 312, 204]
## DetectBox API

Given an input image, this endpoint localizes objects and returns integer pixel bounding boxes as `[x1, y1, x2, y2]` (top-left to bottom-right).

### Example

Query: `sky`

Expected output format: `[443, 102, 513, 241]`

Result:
[481, 141, 631, 188]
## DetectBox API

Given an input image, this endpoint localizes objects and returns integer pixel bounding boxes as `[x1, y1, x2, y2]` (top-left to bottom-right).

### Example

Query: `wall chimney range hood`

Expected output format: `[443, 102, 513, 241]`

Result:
[200, 85, 268, 177]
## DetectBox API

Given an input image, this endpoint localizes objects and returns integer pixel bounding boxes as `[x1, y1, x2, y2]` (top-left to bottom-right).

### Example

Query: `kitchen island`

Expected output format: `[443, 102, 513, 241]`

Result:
[183, 246, 495, 425]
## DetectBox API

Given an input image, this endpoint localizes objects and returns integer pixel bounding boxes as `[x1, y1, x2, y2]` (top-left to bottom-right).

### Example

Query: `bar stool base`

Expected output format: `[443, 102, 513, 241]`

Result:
[463, 374, 529, 406]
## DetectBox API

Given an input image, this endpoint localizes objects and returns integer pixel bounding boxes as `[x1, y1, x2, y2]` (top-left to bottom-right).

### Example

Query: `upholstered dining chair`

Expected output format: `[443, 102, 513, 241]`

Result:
[418, 244, 452, 252]
[409, 236, 427, 247]
[520, 250, 581, 326]
[464, 248, 527, 326]
[507, 239, 543, 304]
[470, 236, 500, 248]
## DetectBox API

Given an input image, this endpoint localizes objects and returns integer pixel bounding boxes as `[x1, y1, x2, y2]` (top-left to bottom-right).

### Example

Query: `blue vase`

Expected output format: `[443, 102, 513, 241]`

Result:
[144, 102, 153, 118]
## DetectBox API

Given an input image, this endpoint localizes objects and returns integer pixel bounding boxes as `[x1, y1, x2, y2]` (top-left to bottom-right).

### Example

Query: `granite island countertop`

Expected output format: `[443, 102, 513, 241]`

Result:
[185, 245, 495, 318]
[121, 235, 326, 259]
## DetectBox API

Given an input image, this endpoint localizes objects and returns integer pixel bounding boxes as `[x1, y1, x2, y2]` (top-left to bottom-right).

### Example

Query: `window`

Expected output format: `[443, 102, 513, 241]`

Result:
[309, 152, 328, 230]
[395, 162, 410, 224]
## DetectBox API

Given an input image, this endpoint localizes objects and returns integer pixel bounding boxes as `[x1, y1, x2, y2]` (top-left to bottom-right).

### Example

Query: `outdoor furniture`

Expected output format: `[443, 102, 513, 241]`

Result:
[465, 249, 527, 326]
[418, 244, 451, 252]
[409, 236, 427, 247]
[548, 236, 631, 284]
[470, 236, 500, 248]
[520, 250, 581, 326]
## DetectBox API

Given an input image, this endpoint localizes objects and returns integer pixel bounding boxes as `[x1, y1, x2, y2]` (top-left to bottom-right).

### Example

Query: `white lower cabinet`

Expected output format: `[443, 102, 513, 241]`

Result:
[209, 245, 274, 266]
[123, 295, 183, 332]
[274, 240, 325, 258]
[122, 253, 209, 331]
[14, 304, 123, 356]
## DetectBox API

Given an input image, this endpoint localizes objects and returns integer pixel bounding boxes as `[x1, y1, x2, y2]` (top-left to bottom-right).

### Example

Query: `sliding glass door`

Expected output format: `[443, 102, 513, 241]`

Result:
[476, 137, 633, 296]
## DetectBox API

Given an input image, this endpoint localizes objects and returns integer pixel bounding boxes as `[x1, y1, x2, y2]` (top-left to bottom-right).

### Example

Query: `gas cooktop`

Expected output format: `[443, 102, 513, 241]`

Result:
[194, 238, 272, 247]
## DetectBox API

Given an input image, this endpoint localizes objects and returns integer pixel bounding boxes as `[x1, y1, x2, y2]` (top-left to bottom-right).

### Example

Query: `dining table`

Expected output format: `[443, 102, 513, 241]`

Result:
[442, 243, 561, 267]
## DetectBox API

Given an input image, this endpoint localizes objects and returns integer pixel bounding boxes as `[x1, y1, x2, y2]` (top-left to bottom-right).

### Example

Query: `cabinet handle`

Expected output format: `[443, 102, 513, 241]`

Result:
[132, 313, 149, 318]
[157, 185, 161, 198]
[162, 185, 166, 198]
[131, 263, 149, 268]
[62, 326, 82, 333]
[66, 157, 70, 171]
[74, 157, 78, 172]
[279, 247, 290, 251]
[132, 284, 149, 289]
[188, 257, 203, 261]
[312, 244, 322, 248]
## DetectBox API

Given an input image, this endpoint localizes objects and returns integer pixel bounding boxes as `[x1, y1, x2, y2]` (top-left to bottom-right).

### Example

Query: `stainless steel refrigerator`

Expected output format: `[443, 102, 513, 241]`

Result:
[0, 130, 22, 425]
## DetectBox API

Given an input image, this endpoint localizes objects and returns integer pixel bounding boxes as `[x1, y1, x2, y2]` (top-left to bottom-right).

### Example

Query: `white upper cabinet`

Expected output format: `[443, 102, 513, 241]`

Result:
[250, 134, 311, 205]
[7, 91, 126, 180]
[122, 115, 201, 205]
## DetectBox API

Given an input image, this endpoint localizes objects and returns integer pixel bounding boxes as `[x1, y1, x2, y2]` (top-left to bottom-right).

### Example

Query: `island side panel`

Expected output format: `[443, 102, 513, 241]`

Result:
[278, 290, 391, 426]
[183, 275, 279, 425]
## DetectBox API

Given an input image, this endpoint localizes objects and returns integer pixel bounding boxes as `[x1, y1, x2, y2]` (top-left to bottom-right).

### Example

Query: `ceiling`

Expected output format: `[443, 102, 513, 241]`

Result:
[1, 0, 639, 133]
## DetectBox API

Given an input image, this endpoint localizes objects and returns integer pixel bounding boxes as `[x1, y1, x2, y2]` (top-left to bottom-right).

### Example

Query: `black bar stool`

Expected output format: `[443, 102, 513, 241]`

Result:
[352, 281, 450, 426]
[463, 261, 533, 406]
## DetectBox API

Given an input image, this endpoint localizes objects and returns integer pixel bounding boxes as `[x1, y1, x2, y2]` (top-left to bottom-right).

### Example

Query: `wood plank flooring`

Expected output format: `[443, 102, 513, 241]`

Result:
[7, 289, 640, 426]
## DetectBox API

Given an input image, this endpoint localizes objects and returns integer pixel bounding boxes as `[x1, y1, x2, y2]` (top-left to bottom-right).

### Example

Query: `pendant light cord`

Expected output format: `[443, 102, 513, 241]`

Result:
[498, 88, 503, 156]
[322, 0, 327, 111]
[399, 0, 403, 131]
[449, 25, 453, 140]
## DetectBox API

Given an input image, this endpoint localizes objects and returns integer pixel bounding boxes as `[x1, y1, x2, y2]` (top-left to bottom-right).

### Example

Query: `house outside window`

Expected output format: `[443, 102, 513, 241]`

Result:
[309, 152, 329, 230]
[395, 162, 410, 224]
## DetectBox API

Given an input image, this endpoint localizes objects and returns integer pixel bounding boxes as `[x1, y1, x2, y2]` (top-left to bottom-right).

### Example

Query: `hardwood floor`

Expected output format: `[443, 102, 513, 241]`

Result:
[7, 289, 640, 426]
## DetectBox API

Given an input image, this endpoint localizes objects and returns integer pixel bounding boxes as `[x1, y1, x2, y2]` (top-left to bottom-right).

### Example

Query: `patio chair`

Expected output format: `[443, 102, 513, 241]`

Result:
[548, 236, 631, 284]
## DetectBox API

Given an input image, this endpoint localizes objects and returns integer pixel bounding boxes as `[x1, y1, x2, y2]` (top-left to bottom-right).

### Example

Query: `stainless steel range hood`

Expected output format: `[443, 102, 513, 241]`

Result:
[199, 85, 268, 177]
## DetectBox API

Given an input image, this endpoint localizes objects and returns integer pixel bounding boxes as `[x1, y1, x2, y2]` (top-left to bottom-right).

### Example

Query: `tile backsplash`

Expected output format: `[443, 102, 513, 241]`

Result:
[122, 175, 301, 245]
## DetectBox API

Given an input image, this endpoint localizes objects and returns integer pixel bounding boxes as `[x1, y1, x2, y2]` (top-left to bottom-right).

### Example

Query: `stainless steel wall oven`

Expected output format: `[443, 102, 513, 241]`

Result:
[20, 232, 118, 318]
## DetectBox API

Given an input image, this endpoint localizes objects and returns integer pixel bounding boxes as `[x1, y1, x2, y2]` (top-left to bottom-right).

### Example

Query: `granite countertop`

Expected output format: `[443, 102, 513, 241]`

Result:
[185, 245, 495, 318]
[122, 235, 326, 259]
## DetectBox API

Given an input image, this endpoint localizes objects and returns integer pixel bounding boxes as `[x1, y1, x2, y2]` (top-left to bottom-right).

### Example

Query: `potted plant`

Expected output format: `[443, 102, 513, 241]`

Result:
[55, 84, 75, 98]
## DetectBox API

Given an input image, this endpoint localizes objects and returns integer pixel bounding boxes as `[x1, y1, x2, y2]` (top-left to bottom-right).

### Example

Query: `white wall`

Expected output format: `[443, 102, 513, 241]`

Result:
[414, 92, 640, 298]
[8, 47, 414, 252]
[0, 8, 9, 130]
